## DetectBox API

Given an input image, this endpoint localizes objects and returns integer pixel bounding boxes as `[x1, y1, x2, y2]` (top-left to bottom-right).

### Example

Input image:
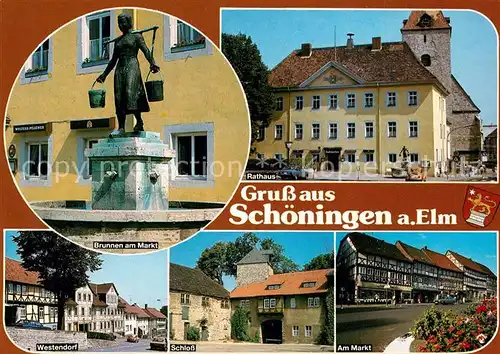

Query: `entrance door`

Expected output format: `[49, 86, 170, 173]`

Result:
[261, 320, 283, 344]
[326, 151, 340, 171]
[184, 322, 190, 340]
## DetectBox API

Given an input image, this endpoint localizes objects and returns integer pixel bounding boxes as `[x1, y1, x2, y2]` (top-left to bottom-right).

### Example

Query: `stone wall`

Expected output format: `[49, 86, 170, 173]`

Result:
[6, 327, 88, 352]
[236, 263, 273, 287]
[402, 29, 452, 92]
[170, 291, 230, 341]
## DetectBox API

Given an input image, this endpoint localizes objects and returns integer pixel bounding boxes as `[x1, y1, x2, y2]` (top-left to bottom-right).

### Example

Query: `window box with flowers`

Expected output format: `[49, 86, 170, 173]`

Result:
[25, 66, 48, 78]
[81, 57, 110, 68]
[164, 16, 213, 61]
[171, 36, 206, 53]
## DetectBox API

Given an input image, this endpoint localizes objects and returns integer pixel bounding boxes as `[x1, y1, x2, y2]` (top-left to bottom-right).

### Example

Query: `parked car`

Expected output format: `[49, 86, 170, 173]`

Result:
[277, 166, 309, 180]
[435, 295, 457, 305]
[150, 337, 168, 351]
[126, 334, 139, 343]
[14, 319, 52, 330]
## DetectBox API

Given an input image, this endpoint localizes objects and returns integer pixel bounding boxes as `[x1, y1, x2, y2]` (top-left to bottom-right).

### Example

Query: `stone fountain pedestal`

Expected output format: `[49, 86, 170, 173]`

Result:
[85, 131, 175, 211]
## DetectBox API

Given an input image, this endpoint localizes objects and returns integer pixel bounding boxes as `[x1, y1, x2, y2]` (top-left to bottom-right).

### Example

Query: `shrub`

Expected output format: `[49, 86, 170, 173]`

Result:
[248, 330, 260, 343]
[413, 297, 497, 352]
[86, 331, 116, 341]
[412, 305, 457, 340]
[231, 306, 250, 341]
[186, 326, 200, 341]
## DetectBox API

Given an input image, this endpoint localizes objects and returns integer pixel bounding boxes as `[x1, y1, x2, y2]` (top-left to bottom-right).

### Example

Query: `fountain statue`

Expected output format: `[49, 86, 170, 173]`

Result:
[30, 14, 223, 252]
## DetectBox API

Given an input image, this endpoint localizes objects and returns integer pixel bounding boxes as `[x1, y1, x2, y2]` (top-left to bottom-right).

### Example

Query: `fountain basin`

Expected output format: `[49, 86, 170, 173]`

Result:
[31, 200, 223, 254]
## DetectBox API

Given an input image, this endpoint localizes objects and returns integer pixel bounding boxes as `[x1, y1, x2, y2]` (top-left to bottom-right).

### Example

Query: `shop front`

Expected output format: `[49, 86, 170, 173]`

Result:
[355, 281, 412, 304]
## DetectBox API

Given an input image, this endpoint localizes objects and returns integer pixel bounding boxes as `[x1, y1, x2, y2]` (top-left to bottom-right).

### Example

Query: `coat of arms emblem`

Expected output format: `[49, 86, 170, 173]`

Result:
[463, 186, 500, 227]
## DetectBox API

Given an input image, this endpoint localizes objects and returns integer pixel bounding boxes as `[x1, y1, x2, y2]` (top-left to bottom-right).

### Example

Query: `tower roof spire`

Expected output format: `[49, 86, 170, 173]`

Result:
[401, 11, 451, 31]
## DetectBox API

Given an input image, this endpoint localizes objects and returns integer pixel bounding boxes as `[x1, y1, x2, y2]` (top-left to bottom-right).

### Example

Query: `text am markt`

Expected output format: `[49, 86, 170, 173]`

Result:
[397, 209, 457, 225]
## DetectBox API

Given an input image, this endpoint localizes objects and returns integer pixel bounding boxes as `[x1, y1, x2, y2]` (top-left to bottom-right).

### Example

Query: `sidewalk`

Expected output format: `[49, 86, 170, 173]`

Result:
[336, 303, 434, 313]
[314, 171, 497, 182]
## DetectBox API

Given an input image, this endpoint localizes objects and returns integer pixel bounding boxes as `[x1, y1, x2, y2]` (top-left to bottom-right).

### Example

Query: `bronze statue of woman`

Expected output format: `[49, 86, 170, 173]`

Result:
[97, 13, 160, 136]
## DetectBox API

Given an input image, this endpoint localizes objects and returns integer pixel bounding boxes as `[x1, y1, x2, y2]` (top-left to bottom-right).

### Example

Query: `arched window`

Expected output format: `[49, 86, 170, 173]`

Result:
[421, 54, 431, 66]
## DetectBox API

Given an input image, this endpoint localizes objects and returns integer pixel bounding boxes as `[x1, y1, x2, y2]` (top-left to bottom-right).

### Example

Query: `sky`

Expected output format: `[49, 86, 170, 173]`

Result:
[5, 231, 168, 308]
[170, 231, 334, 291]
[336, 231, 498, 275]
[221, 9, 498, 125]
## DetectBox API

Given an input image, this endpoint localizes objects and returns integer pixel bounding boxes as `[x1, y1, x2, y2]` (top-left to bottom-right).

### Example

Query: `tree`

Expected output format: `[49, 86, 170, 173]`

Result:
[303, 253, 334, 271]
[196, 233, 299, 284]
[160, 305, 168, 317]
[225, 232, 259, 277]
[196, 242, 228, 285]
[261, 238, 299, 273]
[13, 231, 102, 330]
[221, 33, 275, 148]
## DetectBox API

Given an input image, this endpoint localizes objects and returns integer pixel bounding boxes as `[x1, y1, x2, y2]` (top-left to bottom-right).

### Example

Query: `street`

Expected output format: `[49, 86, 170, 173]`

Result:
[336, 303, 471, 352]
[86, 339, 158, 352]
[170, 341, 334, 352]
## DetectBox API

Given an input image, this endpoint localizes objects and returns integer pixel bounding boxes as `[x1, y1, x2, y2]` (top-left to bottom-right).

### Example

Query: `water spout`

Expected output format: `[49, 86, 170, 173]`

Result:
[105, 170, 118, 181]
[148, 170, 159, 184]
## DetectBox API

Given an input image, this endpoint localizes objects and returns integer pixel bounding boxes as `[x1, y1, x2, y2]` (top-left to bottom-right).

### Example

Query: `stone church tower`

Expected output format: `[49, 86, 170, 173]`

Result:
[235, 248, 274, 287]
[402, 11, 482, 161]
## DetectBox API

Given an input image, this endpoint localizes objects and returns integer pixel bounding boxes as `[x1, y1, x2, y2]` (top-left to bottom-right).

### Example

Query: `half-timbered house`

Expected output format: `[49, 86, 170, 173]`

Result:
[5, 258, 58, 328]
[396, 241, 439, 303]
[446, 251, 489, 300]
[337, 233, 412, 304]
[421, 247, 464, 299]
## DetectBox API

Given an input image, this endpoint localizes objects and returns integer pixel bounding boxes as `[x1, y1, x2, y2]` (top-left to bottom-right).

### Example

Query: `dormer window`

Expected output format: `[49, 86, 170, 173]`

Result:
[266, 284, 281, 290]
[418, 14, 433, 27]
[301, 282, 317, 288]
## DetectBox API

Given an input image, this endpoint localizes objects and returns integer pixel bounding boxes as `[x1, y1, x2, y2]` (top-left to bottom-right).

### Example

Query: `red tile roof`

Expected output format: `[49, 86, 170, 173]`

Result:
[268, 42, 444, 92]
[447, 251, 487, 274]
[230, 269, 330, 298]
[401, 11, 451, 31]
[422, 248, 462, 273]
[143, 307, 167, 319]
[5, 258, 42, 285]
[124, 303, 151, 318]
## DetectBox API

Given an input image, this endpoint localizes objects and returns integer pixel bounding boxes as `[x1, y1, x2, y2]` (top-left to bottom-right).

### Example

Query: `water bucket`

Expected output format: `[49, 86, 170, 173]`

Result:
[88, 81, 106, 108]
[145, 70, 164, 102]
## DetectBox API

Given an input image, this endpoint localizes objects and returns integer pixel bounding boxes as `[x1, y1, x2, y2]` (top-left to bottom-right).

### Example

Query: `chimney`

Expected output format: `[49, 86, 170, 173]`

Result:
[346, 33, 354, 49]
[402, 19, 408, 26]
[445, 17, 450, 24]
[145, 304, 148, 309]
[300, 43, 312, 57]
[371, 37, 382, 51]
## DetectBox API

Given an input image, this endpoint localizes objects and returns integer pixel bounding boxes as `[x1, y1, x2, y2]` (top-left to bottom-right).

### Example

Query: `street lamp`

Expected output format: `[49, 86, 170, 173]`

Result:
[285, 141, 293, 163]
